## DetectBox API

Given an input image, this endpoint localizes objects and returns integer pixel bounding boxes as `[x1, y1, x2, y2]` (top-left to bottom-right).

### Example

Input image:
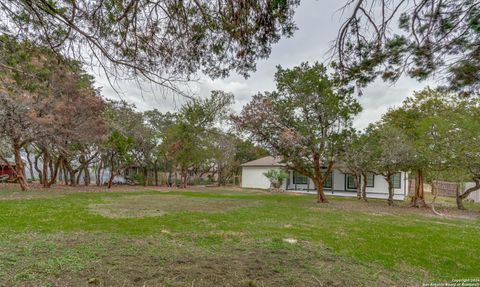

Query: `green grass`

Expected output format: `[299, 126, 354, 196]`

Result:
[0, 187, 479, 286]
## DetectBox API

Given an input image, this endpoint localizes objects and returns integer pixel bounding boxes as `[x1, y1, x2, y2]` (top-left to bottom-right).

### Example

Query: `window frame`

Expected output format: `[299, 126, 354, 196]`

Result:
[293, 171, 308, 185]
[323, 172, 333, 189]
[345, 174, 357, 190]
[393, 172, 401, 189]
[365, 173, 375, 188]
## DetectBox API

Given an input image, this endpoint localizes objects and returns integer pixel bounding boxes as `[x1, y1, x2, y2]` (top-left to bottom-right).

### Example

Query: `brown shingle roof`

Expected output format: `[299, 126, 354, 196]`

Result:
[240, 156, 285, 167]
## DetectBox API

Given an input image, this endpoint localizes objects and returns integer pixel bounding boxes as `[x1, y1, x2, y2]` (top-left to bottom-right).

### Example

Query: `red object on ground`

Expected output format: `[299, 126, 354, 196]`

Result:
[0, 161, 17, 178]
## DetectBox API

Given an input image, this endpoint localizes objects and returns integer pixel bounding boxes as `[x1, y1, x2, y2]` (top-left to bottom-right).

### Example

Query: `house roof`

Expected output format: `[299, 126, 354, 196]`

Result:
[241, 156, 285, 167]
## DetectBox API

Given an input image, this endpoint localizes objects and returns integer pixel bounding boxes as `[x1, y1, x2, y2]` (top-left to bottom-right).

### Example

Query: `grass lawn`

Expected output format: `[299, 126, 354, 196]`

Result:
[0, 185, 479, 286]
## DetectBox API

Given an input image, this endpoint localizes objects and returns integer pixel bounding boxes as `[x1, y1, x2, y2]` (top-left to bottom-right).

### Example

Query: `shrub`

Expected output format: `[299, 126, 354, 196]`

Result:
[263, 169, 289, 189]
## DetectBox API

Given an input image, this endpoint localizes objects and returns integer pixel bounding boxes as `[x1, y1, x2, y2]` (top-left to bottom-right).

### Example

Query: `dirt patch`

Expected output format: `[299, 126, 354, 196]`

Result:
[89, 195, 259, 218]
[310, 199, 480, 220]
[0, 183, 267, 201]
[0, 232, 421, 287]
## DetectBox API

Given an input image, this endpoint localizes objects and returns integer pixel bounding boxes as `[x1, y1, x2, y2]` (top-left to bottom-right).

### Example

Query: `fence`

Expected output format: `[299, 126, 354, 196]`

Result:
[432, 180, 459, 197]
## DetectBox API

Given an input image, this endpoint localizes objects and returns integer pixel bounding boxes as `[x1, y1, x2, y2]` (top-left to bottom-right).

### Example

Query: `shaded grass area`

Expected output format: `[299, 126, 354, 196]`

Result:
[0, 187, 479, 286]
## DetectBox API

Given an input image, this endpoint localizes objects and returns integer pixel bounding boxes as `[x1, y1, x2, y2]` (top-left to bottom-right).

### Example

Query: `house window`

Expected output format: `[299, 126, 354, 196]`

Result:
[346, 174, 357, 190]
[293, 171, 308, 184]
[393, 173, 401, 189]
[323, 172, 333, 189]
[366, 173, 375, 187]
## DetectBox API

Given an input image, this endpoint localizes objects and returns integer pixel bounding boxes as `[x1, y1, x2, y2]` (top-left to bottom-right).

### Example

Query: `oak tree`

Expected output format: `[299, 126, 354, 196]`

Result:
[234, 62, 361, 203]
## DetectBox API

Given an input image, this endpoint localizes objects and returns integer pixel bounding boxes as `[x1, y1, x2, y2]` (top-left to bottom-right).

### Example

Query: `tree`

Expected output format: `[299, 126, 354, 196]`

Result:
[430, 96, 480, 209]
[0, 35, 106, 190]
[335, 0, 480, 96]
[382, 88, 454, 207]
[209, 131, 238, 186]
[164, 91, 234, 187]
[35, 61, 106, 188]
[0, 1, 300, 92]
[234, 62, 362, 203]
[144, 110, 177, 186]
[102, 100, 138, 188]
[340, 131, 376, 201]
[369, 124, 414, 205]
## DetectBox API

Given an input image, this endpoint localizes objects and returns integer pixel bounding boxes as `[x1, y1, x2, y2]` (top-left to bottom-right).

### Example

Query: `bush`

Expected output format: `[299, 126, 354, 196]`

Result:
[130, 173, 144, 185]
[263, 169, 288, 189]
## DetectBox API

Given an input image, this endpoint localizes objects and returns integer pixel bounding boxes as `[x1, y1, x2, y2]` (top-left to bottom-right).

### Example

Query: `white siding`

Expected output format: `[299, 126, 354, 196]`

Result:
[241, 165, 408, 200]
[465, 182, 480, 202]
[285, 169, 407, 200]
[365, 173, 406, 196]
[241, 166, 280, 189]
[332, 170, 345, 191]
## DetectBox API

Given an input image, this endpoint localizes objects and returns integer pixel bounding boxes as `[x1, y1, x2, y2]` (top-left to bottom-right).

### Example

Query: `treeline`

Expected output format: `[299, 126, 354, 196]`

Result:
[0, 36, 266, 191]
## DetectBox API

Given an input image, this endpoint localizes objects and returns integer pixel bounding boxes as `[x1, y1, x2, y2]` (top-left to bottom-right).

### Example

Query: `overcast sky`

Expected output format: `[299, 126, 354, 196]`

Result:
[96, 0, 429, 130]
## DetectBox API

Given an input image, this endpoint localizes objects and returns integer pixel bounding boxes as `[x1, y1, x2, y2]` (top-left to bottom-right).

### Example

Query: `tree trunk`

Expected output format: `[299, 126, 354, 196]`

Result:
[386, 175, 394, 206]
[354, 173, 361, 199]
[69, 170, 77, 186]
[48, 160, 54, 184]
[181, 166, 187, 188]
[108, 154, 114, 189]
[107, 169, 114, 188]
[34, 154, 43, 184]
[13, 143, 28, 191]
[143, 167, 148, 186]
[62, 166, 69, 185]
[361, 172, 368, 202]
[314, 179, 328, 203]
[76, 168, 83, 185]
[312, 153, 328, 203]
[411, 169, 426, 207]
[456, 178, 480, 210]
[24, 147, 35, 181]
[84, 164, 90, 186]
[48, 156, 61, 187]
[42, 149, 50, 188]
[154, 160, 158, 186]
[217, 167, 224, 186]
[96, 160, 103, 186]
[174, 169, 178, 188]
[168, 169, 173, 187]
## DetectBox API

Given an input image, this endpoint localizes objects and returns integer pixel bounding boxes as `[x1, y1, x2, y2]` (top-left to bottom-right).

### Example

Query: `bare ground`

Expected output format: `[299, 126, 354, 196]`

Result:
[0, 232, 420, 287]
[308, 198, 480, 220]
[89, 195, 261, 218]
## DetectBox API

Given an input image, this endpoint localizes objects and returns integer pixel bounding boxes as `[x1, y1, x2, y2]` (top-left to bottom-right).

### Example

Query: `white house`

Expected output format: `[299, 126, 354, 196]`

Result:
[241, 156, 408, 200]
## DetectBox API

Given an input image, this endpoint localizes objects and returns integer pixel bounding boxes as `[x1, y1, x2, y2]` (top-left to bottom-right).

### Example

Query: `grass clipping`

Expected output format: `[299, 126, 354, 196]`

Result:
[89, 195, 258, 218]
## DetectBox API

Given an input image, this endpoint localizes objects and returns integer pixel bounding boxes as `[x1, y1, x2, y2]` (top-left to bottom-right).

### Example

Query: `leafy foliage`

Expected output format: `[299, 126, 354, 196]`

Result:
[335, 0, 480, 96]
[0, 0, 300, 92]
[263, 169, 289, 188]
[234, 62, 361, 202]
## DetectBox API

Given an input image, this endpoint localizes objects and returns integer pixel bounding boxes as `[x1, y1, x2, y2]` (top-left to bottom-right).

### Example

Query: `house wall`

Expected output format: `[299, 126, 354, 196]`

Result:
[333, 170, 345, 190]
[285, 169, 407, 200]
[241, 166, 284, 189]
[465, 182, 480, 202]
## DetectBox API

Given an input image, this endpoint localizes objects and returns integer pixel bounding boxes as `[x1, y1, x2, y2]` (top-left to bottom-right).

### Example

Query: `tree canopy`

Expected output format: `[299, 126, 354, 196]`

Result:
[0, 0, 300, 93]
[335, 0, 480, 96]
[234, 62, 361, 202]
